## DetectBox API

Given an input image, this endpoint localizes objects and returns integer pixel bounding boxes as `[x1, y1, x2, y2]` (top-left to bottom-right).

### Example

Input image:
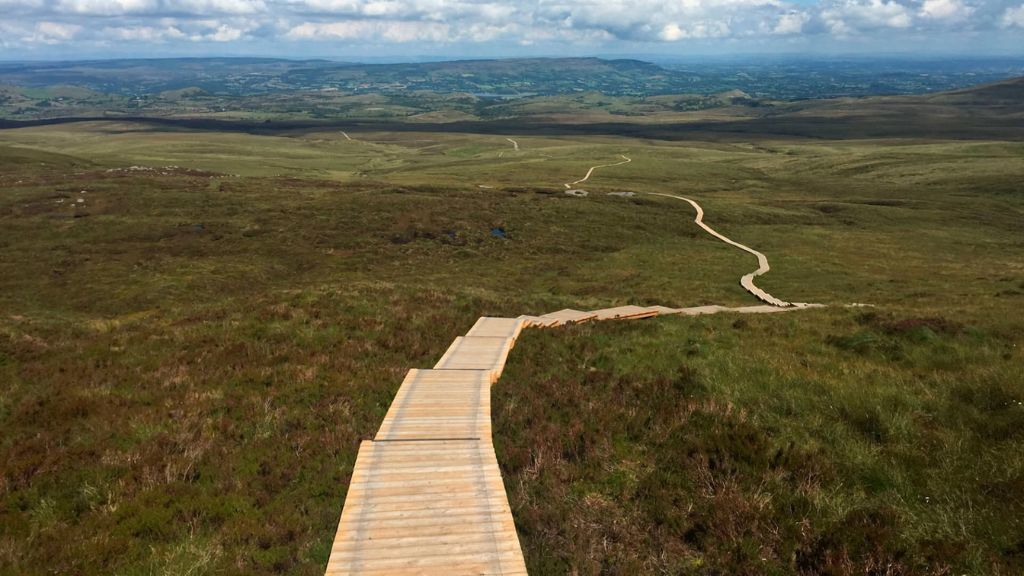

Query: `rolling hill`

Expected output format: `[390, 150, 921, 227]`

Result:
[0, 57, 683, 97]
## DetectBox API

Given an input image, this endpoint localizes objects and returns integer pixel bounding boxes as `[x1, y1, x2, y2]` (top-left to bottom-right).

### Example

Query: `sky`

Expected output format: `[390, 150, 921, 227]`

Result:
[0, 0, 1022, 60]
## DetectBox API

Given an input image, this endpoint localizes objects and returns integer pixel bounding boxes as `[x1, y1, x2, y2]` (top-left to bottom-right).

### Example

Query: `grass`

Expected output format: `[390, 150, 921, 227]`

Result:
[0, 122, 1022, 575]
[494, 309, 1023, 574]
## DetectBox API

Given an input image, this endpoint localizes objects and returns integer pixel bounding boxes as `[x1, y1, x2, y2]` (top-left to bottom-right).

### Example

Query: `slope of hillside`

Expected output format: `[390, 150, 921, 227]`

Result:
[737, 76, 1024, 139]
[924, 75, 1024, 106]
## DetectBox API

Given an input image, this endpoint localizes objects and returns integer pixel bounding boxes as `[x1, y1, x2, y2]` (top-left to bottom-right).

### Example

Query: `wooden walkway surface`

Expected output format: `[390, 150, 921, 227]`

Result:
[434, 336, 515, 381]
[375, 370, 492, 442]
[326, 440, 526, 575]
[324, 303, 822, 575]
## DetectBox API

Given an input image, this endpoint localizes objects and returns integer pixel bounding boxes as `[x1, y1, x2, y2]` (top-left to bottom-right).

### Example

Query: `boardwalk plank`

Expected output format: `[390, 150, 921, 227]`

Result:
[375, 369, 492, 441]
[676, 305, 730, 315]
[590, 304, 660, 321]
[644, 305, 681, 315]
[517, 314, 559, 328]
[325, 440, 527, 576]
[536, 308, 598, 326]
[433, 336, 514, 381]
[466, 317, 525, 340]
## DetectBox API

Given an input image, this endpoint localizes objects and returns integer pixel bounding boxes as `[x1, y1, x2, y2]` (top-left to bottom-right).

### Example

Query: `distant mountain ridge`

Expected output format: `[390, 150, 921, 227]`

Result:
[2, 56, 1022, 132]
[0, 57, 680, 97]
[4, 73, 1022, 142]
[1, 56, 1019, 100]
[282, 57, 677, 96]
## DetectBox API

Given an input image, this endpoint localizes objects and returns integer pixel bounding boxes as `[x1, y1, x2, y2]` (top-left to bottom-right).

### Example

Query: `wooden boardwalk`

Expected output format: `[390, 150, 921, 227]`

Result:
[466, 317, 525, 341]
[434, 336, 516, 381]
[589, 305, 660, 321]
[375, 370, 492, 442]
[325, 302, 823, 575]
[536, 308, 597, 326]
[325, 320, 527, 575]
[325, 441, 526, 576]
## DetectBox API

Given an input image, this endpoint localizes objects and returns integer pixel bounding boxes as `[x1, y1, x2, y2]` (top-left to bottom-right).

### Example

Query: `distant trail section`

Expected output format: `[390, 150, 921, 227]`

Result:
[483, 150, 795, 308]
[506, 137, 519, 151]
[564, 155, 631, 189]
[340, 131, 352, 141]
[648, 193, 792, 307]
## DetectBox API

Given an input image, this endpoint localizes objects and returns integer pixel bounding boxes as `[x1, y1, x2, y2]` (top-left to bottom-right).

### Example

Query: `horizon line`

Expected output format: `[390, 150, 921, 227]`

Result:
[2, 52, 1024, 65]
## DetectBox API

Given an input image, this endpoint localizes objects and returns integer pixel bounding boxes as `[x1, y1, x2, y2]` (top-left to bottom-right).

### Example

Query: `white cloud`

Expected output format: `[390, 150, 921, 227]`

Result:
[658, 20, 731, 40]
[517, 24, 613, 45]
[773, 11, 810, 34]
[660, 23, 686, 41]
[57, 0, 156, 14]
[0, 0, 46, 10]
[477, 3, 516, 22]
[174, 0, 266, 14]
[360, 1, 399, 16]
[21, 21, 83, 43]
[919, 0, 973, 21]
[286, 19, 450, 42]
[1002, 3, 1024, 27]
[285, 0, 522, 24]
[821, 0, 913, 37]
[1, 0, 1023, 51]
[461, 22, 516, 42]
[204, 22, 244, 39]
[533, 0, 774, 42]
[103, 24, 186, 40]
[96, 17, 253, 42]
[54, 0, 264, 15]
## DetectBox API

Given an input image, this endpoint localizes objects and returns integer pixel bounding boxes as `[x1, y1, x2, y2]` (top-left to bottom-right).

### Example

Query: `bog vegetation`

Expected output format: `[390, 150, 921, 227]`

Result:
[1, 79, 1022, 574]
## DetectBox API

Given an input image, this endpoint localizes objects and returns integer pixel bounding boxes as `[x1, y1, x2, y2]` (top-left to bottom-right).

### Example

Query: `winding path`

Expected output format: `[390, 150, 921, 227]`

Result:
[648, 193, 791, 307]
[563, 154, 631, 189]
[324, 153, 820, 575]
[558, 157, 788, 306]
[506, 138, 519, 151]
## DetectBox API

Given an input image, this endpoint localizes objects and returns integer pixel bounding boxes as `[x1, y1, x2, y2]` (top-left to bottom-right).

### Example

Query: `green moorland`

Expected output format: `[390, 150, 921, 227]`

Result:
[0, 89, 1023, 575]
